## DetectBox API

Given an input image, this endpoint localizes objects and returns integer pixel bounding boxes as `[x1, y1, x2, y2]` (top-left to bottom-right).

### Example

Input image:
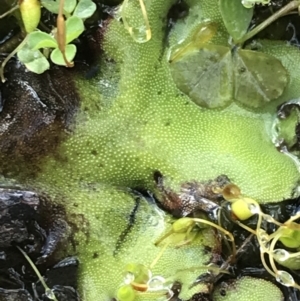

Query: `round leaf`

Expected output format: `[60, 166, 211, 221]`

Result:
[65, 16, 84, 44]
[17, 45, 49, 74]
[219, 0, 253, 42]
[27, 31, 58, 50]
[63, 0, 77, 14]
[73, 0, 97, 19]
[233, 49, 289, 107]
[24, 55, 50, 74]
[41, 0, 76, 14]
[41, 0, 59, 14]
[17, 45, 37, 64]
[170, 44, 233, 108]
[50, 44, 76, 66]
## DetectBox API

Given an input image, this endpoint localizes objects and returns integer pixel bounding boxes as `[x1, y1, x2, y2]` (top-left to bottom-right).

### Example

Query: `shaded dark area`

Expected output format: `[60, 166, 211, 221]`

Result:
[0, 61, 79, 180]
[251, 0, 300, 45]
[0, 186, 79, 301]
[167, 0, 189, 31]
[0, 257, 80, 301]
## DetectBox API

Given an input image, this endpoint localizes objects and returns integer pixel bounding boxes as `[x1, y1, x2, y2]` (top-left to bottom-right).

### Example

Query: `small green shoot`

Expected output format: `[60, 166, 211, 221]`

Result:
[220, 0, 254, 42]
[155, 217, 236, 261]
[16, 246, 59, 301]
[116, 245, 173, 300]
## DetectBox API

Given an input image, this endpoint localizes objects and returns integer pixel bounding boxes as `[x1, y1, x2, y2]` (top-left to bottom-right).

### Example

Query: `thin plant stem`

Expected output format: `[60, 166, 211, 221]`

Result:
[192, 218, 237, 261]
[150, 242, 169, 269]
[237, 0, 300, 44]
[256, 211, 263, 232]
[268, 232, 281, 275]
[260, 250, 277, 278]
[0, 5, 19, 19]
[285, 212, 300, 224]
[0, 35, 28, 82]
[16, 246, 58, 301]
[154, 229, 173, 246]
[261, 213, 283, 227]
[235, 220, 257, 235]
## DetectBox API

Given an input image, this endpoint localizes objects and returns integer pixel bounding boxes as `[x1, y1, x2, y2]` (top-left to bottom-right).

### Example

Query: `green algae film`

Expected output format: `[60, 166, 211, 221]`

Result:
[37, 0, 300, 203]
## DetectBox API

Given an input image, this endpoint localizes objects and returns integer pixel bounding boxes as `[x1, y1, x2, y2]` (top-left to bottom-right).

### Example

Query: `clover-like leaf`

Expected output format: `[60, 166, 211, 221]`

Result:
[41, 0, 76, 15]
[27, 31, 58, 50]
[50, 44, 76, 65]
[219, 0, 254, 42]
[73, 0, 97, 19]
[233, 49, 289, 107]
[170, 44, 288, 108]
[17, 44, 50, 74]
[170, 45, 232, 108]
[65, 16, 85, 44]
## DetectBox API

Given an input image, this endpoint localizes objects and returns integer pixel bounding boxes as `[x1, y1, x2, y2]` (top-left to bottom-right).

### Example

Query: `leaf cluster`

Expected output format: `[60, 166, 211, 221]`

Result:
[17, 0, 96, 74]
[170, 0, 295, 109]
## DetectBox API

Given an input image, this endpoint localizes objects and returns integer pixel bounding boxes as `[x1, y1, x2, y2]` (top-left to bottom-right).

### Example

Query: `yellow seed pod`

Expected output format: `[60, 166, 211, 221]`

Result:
[230, 197, 258, 221]
[19, 0, 41, 33]
[116, 285, 136, 301]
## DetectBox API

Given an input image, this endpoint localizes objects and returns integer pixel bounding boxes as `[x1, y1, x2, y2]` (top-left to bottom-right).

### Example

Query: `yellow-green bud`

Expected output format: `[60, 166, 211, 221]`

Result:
[172, 217, 194, 233]
[279, 226, 300, 248]
[19, 0, 41, 33]
[116, 285, 136, 301]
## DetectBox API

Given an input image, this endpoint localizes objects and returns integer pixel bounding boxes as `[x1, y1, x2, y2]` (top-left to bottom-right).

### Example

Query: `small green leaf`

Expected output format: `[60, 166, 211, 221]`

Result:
[17, 43, 40, 63]
[41, 0, 76, 15]
[233, 49, 288, 107]
[27, 31, 58, 50]
[219, 0, 253, 42]
[50, 44, 76, 66]
[170, 44, 233, 108]
[25, 52, 50, 74]
[73, 0, 97, 19]
[278, 226, 300, 248]
[17, 45, 49, 74]
[65, 16, 85, 44]
[41, 0, 59, 14]
[64, 0, 77, 14]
